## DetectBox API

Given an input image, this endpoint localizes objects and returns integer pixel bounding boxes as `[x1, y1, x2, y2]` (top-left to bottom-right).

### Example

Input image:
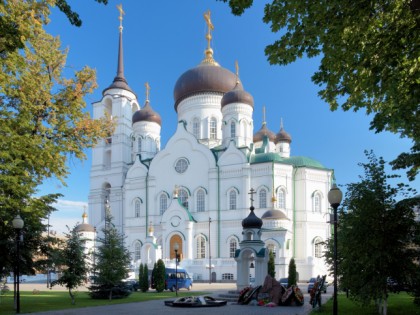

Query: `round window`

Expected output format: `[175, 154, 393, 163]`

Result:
[175, 158, 188, 173]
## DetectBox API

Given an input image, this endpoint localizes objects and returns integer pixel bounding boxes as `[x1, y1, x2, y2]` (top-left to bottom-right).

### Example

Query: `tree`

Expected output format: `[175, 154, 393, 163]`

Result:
[0, 0, 112, 278]
[218, 0, 420, 181]
[288, 258, 297, 288]
[267, 250, 275, 278]
[89, 212, 131, 300]
[51, 225, 88, 305]
[326, 151, 419, 314]
[154, 259, 166, 293]
[140, 264, 149, 292]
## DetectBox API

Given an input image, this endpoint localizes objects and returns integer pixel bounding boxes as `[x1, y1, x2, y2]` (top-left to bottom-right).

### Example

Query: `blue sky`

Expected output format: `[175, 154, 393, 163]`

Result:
[38, 0, 419, 233]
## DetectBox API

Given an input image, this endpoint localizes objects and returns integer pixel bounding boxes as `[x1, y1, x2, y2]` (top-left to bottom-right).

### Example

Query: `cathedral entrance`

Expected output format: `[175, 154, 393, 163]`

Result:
[170, 235, 183, 261]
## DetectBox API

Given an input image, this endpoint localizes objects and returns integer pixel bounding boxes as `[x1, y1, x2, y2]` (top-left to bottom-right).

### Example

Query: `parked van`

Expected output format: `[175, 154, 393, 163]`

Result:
[165, 267, 193, 291]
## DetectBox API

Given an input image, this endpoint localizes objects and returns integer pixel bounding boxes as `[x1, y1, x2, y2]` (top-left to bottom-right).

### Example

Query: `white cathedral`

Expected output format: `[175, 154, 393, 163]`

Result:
[86, 10, 336, 284]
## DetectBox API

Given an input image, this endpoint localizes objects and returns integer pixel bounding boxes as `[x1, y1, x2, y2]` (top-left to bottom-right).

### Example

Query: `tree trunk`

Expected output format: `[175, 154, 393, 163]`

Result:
[69, 288, 75, 305]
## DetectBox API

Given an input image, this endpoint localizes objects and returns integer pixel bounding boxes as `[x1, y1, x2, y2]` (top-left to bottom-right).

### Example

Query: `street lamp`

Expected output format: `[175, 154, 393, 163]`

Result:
[174, 242, 179, 296]
[12, 214, 24, 314]
[208, 217, 211, 284]
[328, 184, 342, 315]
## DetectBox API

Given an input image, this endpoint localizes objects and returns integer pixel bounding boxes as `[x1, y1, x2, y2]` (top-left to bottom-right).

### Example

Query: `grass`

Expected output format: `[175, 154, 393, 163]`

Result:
[0, 289, 205, 315]
[310, 292, 420, 315]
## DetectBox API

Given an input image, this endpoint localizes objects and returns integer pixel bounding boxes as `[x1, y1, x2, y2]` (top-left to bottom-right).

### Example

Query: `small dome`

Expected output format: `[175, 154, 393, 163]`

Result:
[74, 223, 95, 233]
[253, 123, 276, 143]
[221, 82, 254, 108]
[261, 209, 289, 220]
[132, 101, 162, 126]
[174, 63, 241, 111]
[242, 206, 263, 229]
[275, 127, 292, 144]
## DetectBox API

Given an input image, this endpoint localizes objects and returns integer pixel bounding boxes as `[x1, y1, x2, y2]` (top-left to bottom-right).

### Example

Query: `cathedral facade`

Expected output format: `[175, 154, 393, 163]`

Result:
[88, 11, 335, 283]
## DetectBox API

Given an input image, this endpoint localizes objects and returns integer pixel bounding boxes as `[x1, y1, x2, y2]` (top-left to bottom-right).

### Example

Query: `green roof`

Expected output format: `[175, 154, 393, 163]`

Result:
[250, 153, 326, 169]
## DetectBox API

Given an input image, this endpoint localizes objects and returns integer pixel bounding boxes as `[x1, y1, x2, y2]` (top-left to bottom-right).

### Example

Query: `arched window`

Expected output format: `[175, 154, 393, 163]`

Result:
[134, 242, 141, 261]
[277, 189, 286, 209]
[259, 188, 267, 208]
[196, 236, 206, 259]
[267, 243, 277, 258]
[179, 188, 189, 209]
[196, 189, 205, 212]
[313, 192, 322, 212]
[229, 190, 237, 210]
[210, 118, 217, 140]
[193, 118, 200, 138]
[314, 238, 323, 258]
[229, 238, 238, 258]
[159, 194, 168, 215]
[135, 200, 141, 217]
[230, 121, 236, 138]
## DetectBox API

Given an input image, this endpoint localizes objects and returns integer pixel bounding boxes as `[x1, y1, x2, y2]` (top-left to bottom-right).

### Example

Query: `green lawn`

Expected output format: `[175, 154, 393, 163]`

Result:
[311, 293, 420, 315]
[0, 290, 204, 315]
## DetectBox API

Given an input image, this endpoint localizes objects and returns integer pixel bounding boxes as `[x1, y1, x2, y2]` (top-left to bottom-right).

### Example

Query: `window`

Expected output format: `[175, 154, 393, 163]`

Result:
[179, 188, 189, 209]
[314, 238, 323, 258]
[267, 244, 277, 258]
[222, 273, 234, 280]
[175, 158, 188, 173]
[159, 194, 168, 215]
[134, 242, 141, 261]
[229, 190, 237, 210]
[277, 189, 285, 209]
[229, 239, 237, 258]
[259, 189, 267, 208]
[313, 192, 322, 212]
[138, 138, 142, 153]
[193, 118, 200, 138]
[210, 118, 217, 140]
[196, 236, 206, 259]
[230, 121, 236, 138]
[135, 200, 140, 217]
[196, 189, 205, 212]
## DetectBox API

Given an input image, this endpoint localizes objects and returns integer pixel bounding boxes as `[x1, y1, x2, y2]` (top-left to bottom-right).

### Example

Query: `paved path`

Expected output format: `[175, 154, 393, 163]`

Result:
[18, 282, 330, 315]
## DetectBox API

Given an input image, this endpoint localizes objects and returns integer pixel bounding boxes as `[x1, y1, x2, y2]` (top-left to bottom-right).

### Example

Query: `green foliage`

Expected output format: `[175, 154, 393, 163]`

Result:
[89, 212, 131, 300]
[51, 226, 88, 304]
[154, 259, 166, 293]
[140, 264, 149, 292]
[219, 0, 420, 181]
[267, 250, 275, 278]
[0, 0, 113, 280]
[325, 151, 419, 311]
[287, 258, 297, 287]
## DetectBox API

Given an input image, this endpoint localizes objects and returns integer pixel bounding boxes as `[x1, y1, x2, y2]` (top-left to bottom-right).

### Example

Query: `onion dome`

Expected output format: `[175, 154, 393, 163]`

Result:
[132, 100, 162, 126]
[221, 82, 254, 108]
[253, 123, 276, 143]
[261, 209, 289, 220]
[242, 205, 263, 229]
[74, 211, 95, 233]
[275, 119, 292, 144]
[174, 63, 241, 110]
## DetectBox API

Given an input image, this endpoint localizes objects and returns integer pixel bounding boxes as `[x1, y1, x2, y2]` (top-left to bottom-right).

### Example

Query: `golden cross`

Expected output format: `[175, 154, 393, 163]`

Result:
[145, 82, 150, 101]
[117, 4, 124, 28]
[204, 10, 214, 49]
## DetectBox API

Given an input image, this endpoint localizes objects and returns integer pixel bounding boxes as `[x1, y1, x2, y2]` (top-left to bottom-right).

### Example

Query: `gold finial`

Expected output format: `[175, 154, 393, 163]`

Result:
[262, 106, 266, 125]
[148, 221, 154, 234]
[202, 10, 218, 65]
[117, 4, 124, 30]
[173, 185, 179, 198]
[235, 60, 240, 83]
[145, 82, 150, 102]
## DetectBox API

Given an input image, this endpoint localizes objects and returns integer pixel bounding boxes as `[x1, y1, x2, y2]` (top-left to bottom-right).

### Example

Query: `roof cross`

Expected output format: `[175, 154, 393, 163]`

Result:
[248, 188, 256, 207]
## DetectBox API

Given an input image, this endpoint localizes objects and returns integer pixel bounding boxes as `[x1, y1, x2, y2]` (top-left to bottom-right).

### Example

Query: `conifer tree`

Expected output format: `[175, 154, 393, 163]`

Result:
[140, 264, 149, 292]
[268, 250, 276, 278]
[89, 211, 131, 300]
[288, 258, 297, 287]
[154, 259, 166, 293]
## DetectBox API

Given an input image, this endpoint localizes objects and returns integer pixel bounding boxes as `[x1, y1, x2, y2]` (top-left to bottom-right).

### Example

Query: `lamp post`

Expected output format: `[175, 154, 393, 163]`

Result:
[12, 214, 24, 314]
[208, 217, 211, 284]
[174, 242, 179, 296]
[328, 184, 342, 315]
